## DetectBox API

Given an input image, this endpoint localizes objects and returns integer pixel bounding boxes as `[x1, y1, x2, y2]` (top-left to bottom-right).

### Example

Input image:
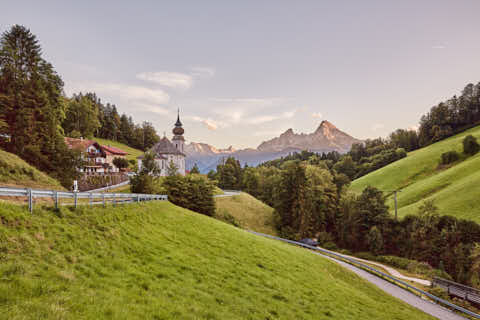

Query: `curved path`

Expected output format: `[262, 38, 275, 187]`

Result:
[320, 248, 431, 286]
[213, 190, 242, 198]
[316, 252, 465, 320]
[250, 231, 467, 320]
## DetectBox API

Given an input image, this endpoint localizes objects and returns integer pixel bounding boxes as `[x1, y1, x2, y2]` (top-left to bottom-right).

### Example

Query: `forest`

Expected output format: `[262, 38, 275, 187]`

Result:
[0, 25, 160, 188]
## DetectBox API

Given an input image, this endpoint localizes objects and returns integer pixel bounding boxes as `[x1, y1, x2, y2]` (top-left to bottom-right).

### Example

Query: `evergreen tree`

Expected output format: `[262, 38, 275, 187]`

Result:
[0, 25, 80, 187]
[463, 135, 480, 155]
[190, 163, 200, 174]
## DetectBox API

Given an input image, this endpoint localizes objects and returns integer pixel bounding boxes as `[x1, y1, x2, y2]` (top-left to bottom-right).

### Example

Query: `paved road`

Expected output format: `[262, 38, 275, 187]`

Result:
[250, 231, 467, 320]
[315, 252, 465, 320]
[213, 190, 242, 198]
[319, 247, 431, 286]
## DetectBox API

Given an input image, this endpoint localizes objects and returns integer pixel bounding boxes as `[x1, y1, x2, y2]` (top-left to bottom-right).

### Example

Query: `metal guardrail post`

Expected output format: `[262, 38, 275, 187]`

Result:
[54, 191, 58, 209]
[27, 188, 33, 213]
[137, 194, 140, 203]
[102, 194, 106, 208]
[113, 194, 116, 207]
[74, 192, 78, 208]
[89, 193, 93, 206]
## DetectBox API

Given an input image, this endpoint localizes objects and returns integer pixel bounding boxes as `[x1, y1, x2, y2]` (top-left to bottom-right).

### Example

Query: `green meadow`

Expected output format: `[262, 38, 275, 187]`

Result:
[0, 149, 64, 190]
[351, 125, 480, 222]
[0, 201, 434, 320]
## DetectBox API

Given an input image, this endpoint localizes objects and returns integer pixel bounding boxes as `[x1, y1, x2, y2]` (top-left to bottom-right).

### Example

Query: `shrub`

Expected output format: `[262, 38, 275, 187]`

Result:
[163, 174, 216, 216]
[322, 242, 338, 251]
[440, 150, 459, 165]
[463, 135, 480, 155]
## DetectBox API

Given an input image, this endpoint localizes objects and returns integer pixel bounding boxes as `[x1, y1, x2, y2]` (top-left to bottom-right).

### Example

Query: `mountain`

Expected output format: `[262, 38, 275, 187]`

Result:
[258, 120, 362, 153]
[186, 120, 361, 173]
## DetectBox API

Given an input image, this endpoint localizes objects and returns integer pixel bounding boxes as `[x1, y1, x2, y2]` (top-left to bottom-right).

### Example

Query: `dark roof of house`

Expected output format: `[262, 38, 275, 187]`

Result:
[137, 137, 185, 159]
[64, 137, 99, 151]
[100, 145, 128, 156]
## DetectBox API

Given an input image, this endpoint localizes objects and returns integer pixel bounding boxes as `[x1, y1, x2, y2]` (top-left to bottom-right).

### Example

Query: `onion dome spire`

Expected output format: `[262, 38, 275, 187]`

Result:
[175, 108, 183, 127]
[173, 108, 184, 136]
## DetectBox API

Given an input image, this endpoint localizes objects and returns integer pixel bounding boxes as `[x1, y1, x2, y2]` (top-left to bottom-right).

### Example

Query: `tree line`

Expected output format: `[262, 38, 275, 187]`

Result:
[0, 25, 161, 188]
[63, 92, 160, 151]
[210, 156, 480, 287]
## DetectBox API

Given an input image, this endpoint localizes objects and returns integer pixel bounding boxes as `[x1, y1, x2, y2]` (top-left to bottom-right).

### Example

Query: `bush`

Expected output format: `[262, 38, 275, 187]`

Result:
[322, 242, 338, 251]
[113, 157, 129, 170]
[440, 150, 459, 165]
[463, 135, 480, 155]
[163, 174, 216, 216]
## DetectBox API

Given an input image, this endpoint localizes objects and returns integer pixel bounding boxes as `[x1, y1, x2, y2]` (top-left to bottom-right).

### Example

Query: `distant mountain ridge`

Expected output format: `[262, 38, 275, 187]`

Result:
[185, 120, 361, 173]
[257, 120, 361, 153]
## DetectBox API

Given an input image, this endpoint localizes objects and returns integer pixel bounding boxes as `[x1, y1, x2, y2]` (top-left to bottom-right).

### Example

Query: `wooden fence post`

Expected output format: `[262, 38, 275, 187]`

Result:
[27, 188, 33, 213]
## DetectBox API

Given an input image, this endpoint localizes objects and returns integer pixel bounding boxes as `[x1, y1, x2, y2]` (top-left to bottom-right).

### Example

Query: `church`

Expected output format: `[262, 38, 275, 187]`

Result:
[137, 112, 186, 176]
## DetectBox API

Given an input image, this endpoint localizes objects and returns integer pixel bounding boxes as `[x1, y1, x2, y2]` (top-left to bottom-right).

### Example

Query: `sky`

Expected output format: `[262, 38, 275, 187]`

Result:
[2, 0, 480, 149]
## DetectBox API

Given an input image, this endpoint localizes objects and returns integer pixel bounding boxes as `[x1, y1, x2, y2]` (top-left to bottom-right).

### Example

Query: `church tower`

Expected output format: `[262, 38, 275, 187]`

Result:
[172, 109, 185, 153]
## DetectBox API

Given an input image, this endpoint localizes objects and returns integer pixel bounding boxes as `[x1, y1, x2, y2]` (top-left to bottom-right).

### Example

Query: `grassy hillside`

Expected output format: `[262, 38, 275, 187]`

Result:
[0, 149, 64, 190]
[215, 192, 277, 235]
[94, 138, 143, 162]
[0, 201, 434, 320]
[350, 125, 480, 221]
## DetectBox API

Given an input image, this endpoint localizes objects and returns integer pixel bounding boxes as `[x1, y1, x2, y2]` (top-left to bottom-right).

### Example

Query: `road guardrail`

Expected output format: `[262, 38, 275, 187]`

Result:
[0, 186, 167, 213]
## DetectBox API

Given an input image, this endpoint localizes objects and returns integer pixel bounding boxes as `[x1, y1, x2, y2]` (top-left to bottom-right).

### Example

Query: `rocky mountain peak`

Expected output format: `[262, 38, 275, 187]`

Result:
[257, 120, 361, 152]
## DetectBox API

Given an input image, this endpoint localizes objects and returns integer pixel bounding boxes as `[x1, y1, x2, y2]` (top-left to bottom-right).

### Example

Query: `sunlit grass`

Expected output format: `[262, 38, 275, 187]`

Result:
[350, 125, 480, 222]
[0, 201, 434, 319]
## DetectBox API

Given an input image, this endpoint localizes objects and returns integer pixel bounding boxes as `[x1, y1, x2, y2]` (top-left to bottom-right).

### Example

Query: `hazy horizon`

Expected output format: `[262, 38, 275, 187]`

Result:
[2, 0, 480, 149]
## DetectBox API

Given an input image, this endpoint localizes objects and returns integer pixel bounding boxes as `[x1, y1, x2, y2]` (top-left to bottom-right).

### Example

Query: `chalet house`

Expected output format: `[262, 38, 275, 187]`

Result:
[65, 137, 128, 174]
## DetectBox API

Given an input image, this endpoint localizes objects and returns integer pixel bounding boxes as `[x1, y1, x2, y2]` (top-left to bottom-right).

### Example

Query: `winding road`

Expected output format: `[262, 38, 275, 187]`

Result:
[319, 248, 431, 286]
[251, 231, 467, 320]
[317, 252, 465, 320]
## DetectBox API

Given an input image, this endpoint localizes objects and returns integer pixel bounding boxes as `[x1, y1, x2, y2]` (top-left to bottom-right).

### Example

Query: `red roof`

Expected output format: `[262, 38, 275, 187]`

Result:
[100, 145, 128, 156]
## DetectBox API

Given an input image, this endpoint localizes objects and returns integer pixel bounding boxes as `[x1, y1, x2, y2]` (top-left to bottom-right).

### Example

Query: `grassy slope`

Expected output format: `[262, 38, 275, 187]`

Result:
[94, 138, 143, 162]
[350, 125, 480, 221]
[0, 201, 434, 320]
[215, 192, 277, 235]
[0, 149, 64, 190]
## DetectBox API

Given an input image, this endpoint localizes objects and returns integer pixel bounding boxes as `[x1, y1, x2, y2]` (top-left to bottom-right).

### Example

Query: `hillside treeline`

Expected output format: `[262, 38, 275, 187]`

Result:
[212, 156, 480, 287]
[0, 25, 160, 187]
[419, 83, 480, 146]
[63, 92, 160, 151]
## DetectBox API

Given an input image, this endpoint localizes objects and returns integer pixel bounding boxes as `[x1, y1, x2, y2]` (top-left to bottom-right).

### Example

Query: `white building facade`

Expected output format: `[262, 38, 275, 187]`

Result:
[137, 113, 186, 176]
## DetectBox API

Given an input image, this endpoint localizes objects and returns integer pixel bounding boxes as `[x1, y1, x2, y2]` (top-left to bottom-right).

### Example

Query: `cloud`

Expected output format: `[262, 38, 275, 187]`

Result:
[136, 71, 193, 89]
[312, 112, 323, 119]
[190, 66, 215, 78]
[432, 45, 446, 49]
[93, 83, 170, 105]
[371, 123, 385, 131]
[191, 116, 226, 131]
[67, 82, 171, 115]
[247, 110, 297, 125]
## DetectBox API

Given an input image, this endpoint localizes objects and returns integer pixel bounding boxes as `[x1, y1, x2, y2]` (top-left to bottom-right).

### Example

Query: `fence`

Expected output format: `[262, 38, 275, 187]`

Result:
[433, 277, 480, 305]
[0, 186, 167, 213]
[249, 230, 480, 319]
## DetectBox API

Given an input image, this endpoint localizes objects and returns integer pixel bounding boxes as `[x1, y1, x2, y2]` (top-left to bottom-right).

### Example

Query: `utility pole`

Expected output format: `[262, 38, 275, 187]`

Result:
[382, 189, 401, 220]
[393, 190, 398, 220]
